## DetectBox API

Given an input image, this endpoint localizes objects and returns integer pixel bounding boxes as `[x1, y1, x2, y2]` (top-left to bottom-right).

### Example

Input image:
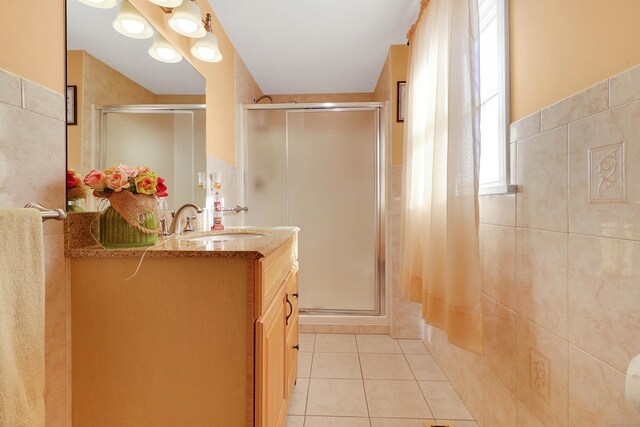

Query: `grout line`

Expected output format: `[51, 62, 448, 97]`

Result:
[355, 336, 373, 423]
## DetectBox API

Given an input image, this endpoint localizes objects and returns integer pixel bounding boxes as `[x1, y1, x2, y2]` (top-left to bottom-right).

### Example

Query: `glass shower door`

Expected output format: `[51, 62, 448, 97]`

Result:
[287, 110, 378, 312]
[244, 107, 382, 314]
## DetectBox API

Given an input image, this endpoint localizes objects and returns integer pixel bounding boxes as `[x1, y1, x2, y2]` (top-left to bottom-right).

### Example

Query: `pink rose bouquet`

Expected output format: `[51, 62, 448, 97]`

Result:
[83, 164, 168, 199]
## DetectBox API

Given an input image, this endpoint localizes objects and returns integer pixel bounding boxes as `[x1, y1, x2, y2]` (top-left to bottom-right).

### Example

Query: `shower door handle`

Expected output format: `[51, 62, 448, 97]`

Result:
[285, 294, 293, 326]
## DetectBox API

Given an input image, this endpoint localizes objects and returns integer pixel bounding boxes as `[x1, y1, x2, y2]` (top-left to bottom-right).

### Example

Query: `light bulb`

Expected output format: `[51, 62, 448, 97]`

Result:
[168, 0, 206, 38]
[148, 33, 183, 63]
[196, 46, 216, 60]
[112, 0, 154, 39]
[191, 31, 222, 62]
[175, 18, 198, 34]
[121, 19, 145, 34]
[157, 47, 177, 61]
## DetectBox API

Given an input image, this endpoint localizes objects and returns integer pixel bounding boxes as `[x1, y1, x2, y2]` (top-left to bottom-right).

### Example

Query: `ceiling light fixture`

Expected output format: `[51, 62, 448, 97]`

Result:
[76, 0, 116, 9]
[190, 13, 223, 62]
[113, 0, 154, 39]
[148, 33, 183, 63]
[168, 0, 206, 38]
[147, 0, 183, 7]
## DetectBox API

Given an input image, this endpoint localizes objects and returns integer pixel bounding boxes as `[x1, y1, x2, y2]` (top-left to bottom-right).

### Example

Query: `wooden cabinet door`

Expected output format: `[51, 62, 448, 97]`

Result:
[285, 269, 299, 398]
[256, 285, 287, 427]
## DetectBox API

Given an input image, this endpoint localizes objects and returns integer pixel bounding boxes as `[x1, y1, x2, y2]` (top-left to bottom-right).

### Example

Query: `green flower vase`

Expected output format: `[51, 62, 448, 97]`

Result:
[99, 206, 158, 248]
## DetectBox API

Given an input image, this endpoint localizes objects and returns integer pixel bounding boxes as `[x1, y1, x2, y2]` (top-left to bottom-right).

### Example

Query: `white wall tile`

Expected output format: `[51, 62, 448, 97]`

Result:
[609, 64, 640, 108]
[540, 81, 608, 131]
[22, 79, 64, 121]
[0, 68, 21, 107]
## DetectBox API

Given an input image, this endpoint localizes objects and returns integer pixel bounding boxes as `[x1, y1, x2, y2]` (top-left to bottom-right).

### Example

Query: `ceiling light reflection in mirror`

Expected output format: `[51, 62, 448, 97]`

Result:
[67, 0, 205, 95]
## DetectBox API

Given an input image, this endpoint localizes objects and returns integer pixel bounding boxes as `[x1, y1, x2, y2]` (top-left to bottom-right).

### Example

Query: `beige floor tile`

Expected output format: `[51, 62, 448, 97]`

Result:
[288, 378, 309, 415]
[418, 381, 473, 420]
[311, 352, 362, 379]
[370, 419, 435, 427]
[305, 416, 371, 427]
[398, 339, 430, 355]
[315, 334, 358, 353]
[286, 415, 305, 427]
[299, 333, 316, 352]
[437, 421, 479, 427]
[364, 379, 432, 419]
[306, 379, 368, 417]
[360, 354, 414, 380]
[405, 355, 447, 381]
[298, 352, 313, 378]
[356, 334, 402, 353]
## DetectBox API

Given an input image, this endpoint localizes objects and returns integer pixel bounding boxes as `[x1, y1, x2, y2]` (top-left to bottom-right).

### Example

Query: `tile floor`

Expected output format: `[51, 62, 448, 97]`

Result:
[286, 334, 479, 427]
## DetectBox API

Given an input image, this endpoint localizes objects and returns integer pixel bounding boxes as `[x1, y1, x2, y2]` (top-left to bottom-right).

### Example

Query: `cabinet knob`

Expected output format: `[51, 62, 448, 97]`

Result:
[293, 292, 299, 298]
[293, 344, 300, 351]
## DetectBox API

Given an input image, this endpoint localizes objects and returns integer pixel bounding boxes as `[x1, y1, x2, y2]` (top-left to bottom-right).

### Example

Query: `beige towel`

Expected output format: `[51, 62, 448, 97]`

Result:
[0, 209, 45, 427]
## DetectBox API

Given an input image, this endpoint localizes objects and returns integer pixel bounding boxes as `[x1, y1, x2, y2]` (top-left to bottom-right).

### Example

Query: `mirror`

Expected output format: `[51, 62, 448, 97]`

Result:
[65, 0, 206, 212]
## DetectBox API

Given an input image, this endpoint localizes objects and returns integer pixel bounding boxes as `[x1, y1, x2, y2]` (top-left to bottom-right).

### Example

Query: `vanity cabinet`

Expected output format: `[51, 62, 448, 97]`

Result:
[69, 229, 298, 427]
[255, 239, 299, 427]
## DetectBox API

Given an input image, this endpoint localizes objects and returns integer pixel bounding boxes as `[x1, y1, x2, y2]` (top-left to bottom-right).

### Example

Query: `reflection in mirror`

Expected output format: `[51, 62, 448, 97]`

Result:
[66, 0, 206, 212]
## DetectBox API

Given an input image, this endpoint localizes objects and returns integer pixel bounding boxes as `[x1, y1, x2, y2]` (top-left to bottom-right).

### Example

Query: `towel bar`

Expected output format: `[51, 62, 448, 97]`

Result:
[24, 202, 67, 221]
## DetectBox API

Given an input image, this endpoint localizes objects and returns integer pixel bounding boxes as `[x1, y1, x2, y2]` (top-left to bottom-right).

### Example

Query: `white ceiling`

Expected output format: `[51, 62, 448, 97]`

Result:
[67, 0, 205, 95]
[208, 0, 420, 94]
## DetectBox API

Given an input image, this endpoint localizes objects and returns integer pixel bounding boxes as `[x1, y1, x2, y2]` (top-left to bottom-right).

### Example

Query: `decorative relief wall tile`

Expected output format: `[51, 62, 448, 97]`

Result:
[568, 100, 640, 240]
[516, 316, 568, 427]
[529, 347, 550, 401]
[588, 142, 625, 203]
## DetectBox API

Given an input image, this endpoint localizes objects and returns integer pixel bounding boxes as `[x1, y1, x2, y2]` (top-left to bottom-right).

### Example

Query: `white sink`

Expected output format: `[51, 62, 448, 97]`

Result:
[188, 233, 266, 242]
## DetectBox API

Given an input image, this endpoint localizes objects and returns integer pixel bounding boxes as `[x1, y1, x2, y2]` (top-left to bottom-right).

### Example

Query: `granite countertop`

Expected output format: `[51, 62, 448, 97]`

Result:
[65, 225, 298, 259]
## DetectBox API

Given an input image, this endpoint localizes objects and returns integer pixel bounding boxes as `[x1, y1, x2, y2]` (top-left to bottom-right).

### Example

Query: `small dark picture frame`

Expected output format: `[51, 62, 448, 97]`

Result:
[397, 81, 407, 122]
[66, 85, 77, 125]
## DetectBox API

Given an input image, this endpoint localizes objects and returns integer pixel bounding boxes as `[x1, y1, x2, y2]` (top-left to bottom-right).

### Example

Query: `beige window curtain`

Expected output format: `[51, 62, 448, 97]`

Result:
[400, 0, 483, 355]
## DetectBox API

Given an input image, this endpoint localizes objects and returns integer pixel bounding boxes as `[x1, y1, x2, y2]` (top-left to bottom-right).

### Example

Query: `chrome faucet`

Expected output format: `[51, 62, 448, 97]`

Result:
[169, 203, 203, 235]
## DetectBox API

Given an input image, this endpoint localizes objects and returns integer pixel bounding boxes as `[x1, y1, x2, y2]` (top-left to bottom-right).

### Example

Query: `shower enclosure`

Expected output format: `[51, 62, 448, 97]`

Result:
[242, 103, 386, 316]
[82, 105, 206, 211]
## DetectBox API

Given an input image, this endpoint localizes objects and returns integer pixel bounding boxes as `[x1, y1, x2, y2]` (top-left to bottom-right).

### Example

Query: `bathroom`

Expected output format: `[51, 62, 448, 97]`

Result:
[0, 0, 639, 426]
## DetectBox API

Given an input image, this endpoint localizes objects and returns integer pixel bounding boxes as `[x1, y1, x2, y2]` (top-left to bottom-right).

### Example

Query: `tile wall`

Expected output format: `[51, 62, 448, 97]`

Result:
[390, 165, 421, 339]
[422, 64, 640, 426]
[0, 67, 69, 425]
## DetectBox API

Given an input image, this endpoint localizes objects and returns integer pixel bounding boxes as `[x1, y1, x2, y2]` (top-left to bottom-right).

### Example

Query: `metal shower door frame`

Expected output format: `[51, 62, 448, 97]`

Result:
[241, 102, 387, 316]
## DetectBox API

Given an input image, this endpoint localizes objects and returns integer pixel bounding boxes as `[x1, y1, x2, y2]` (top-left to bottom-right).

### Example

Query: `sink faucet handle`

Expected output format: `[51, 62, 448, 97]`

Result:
[183, 215, 197, 233]
[159, 218, 171, 237]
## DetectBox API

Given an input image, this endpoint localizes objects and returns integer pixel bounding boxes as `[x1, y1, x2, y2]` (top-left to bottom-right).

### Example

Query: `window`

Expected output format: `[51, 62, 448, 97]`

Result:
[478, 0, 512, 194]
